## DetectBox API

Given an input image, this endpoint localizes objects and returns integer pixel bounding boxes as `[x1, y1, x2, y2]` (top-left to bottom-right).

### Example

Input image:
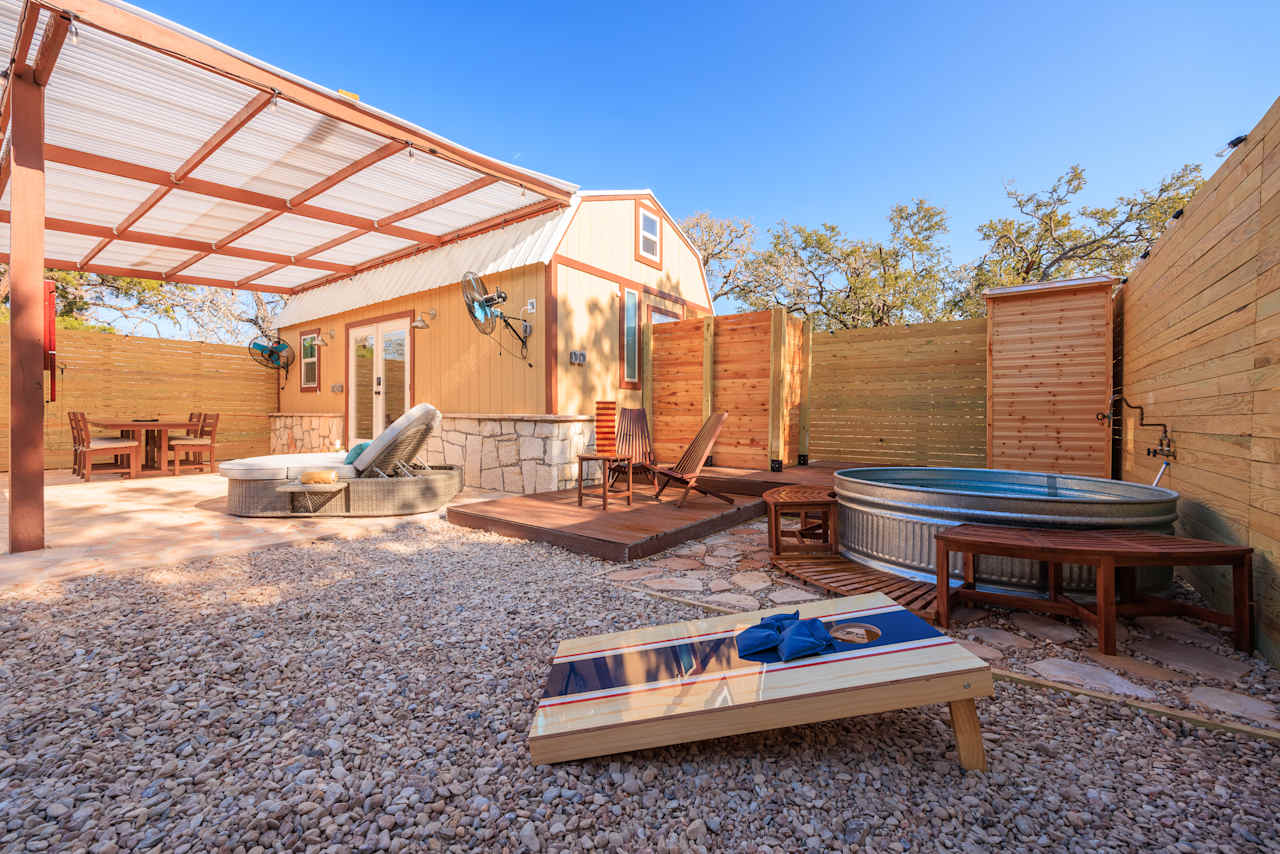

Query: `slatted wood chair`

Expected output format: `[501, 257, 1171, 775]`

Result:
[69, 411, 139, 481]
[653, 411, 733, 507]
[612, 407, 656, 485]
[168, 412, 219, 475]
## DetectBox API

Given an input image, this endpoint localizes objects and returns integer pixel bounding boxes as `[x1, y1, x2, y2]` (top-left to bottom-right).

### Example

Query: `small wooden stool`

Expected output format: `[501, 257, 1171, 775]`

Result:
[577, 454, 632, 510]
[763, 486, 839, 557]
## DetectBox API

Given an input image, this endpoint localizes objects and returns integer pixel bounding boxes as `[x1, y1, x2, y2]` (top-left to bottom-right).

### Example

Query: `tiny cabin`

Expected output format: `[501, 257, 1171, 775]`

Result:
[273, 191, 712, 490]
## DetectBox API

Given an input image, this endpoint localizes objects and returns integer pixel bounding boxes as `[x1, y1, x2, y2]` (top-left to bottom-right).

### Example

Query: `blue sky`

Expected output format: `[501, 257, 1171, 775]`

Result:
[142, 0, 1277, 316]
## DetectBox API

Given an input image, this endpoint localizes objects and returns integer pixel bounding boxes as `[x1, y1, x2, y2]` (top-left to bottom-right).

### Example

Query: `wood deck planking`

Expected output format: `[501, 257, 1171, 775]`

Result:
[772, 554, 941, 622]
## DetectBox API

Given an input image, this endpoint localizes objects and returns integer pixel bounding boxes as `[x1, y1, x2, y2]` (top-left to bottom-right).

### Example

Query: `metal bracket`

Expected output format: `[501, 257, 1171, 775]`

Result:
[770, 459, 783, 473]
[798, 454, 808, 467]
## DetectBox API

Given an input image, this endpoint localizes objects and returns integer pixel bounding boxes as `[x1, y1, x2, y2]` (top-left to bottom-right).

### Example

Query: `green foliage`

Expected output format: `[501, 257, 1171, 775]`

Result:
[685, 163, 1204, 326]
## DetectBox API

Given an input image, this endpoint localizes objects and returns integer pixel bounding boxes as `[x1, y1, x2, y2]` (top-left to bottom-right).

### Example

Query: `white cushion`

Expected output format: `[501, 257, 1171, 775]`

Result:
[88, 437, 138, 450]
[169, 436, 212, 445]
[351, 402, 440, 472]
[220, 452, 356, 481]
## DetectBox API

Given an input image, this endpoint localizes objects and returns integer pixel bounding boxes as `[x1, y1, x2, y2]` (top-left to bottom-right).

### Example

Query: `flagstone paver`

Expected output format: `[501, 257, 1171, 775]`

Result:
[731, 571, 771, 592]
[1012, 613, 1080, 644]
[1085, 621, 1132, 644]
[1131, 638, 1252, 682]
[606, 567, 663, 582]
[1187, 687, 1280, 726]
[703, 592, 760, 611]
[1136, 616, 1221, 648]
[957, 639, 1003, 661]
[642, 576, 704, 593]
[708, 578, 733, 593]
[1083, 650, 1193, 684]
[770, 587, 818, 604]
[967, 627, 1034, 649]
[1030, 658, 1157, 700]
[648, 557, 703, 572]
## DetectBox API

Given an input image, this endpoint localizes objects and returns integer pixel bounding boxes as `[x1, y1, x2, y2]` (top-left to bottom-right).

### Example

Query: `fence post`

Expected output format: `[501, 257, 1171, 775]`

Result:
[641, 322, 654, 433]
[767, 308, 785, 472]
[798, 318, 812, 465]
[701, 317, 714, 423]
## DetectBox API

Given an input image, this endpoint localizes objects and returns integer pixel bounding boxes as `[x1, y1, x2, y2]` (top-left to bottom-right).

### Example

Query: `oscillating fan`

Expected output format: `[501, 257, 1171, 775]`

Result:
[461, 271, 532, 359]
[248, 334, 296, 386]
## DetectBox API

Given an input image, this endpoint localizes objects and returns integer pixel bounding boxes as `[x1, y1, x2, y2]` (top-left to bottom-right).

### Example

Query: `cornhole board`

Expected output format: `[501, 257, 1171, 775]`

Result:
[528, 593, 992, 769]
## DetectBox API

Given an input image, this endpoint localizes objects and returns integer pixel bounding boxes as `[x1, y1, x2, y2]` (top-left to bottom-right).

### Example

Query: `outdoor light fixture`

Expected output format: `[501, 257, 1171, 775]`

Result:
[270, 90, 279, 112]
[411, 309, 437, 330]
[408, 145, 415, 160]
[1216, 134, 1247, 157]
[314, 335, 329, 347]
[68, 16, 79, 46]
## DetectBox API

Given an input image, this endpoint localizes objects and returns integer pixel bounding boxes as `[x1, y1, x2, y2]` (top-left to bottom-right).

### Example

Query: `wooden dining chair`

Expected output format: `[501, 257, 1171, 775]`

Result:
[68, 411, 139, 481]
[168, 412, 219, 475]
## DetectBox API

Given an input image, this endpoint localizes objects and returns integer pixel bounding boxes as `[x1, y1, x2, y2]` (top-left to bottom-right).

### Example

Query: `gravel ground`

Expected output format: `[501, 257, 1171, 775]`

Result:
[1, 517, 1278, 853]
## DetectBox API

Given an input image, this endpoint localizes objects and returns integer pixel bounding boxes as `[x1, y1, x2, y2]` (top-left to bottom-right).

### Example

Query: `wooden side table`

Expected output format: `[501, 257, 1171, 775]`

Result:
[577, 454, 632, 510]
[935, 524, 1254, 655]
[763, 486, 839, 557]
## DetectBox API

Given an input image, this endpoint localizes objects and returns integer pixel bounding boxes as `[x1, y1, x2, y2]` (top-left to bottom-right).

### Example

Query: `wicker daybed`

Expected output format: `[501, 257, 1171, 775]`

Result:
[222, 403, 462, 517]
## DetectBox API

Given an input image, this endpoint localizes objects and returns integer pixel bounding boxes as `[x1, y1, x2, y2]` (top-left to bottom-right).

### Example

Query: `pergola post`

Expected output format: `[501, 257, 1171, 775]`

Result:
[8, 71, 46, 552]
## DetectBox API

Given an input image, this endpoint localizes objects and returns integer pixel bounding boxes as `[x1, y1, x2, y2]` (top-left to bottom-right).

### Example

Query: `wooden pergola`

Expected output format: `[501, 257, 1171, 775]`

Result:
[0, 0, 576, 551]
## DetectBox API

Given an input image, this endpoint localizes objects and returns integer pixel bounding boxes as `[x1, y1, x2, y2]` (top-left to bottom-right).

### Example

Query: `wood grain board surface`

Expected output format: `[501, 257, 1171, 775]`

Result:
[528, 593, 991, 764]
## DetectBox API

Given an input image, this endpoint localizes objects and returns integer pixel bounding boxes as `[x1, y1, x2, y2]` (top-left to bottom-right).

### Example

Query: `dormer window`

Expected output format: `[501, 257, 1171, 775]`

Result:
[636, 202, 662, 268]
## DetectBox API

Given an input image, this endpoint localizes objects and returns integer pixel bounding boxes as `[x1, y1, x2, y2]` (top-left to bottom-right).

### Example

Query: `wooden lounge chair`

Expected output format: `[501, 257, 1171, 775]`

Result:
[68, 411, 139, 481]
[653, 411, 732, 507]
[168, 412, 219, 474]
[612, 407, 656, 485]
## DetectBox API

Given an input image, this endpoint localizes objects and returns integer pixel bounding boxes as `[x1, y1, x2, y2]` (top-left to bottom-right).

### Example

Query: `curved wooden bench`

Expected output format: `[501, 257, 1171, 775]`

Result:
[935, 524, 1253, 655]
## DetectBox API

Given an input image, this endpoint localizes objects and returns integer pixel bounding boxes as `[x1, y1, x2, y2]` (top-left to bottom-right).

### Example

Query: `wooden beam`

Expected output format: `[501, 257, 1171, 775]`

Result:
[30, 11, 69, 86]
[0, 252, 295, 294]
[0, 211, 352, 273]
[7, 71, 45, 552]
[641, 321, 653, 430]
[291, 140, 405, 206]
[43, 144, 436, 243]
[39, 0, 575, 204]
[798, 318, 812, 462]
[11, 2, 41, 74]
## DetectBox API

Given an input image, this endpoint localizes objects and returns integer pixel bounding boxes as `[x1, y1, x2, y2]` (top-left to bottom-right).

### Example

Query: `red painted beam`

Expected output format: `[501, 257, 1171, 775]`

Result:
[31, 12, 69, 87]
[0, 252, 296, 295]
[7, 71, 45, 552]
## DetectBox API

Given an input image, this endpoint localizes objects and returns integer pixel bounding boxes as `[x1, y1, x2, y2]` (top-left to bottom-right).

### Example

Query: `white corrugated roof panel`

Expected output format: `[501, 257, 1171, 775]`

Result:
[44, 18, 260, 174]
[228, 213, 352, 256]
[182, 253, 277, 282]
[307, 150, 485, 220]
[274, 206, 570, 327]
[45, 162, 158, 227]
[92, 240, 196, 272]
[132, 191, 269, 243]
[308, 232, 417, 266]
[191, 100, 388, 199]
[0, 0, 577, 294]
[43, 228, 101, 261]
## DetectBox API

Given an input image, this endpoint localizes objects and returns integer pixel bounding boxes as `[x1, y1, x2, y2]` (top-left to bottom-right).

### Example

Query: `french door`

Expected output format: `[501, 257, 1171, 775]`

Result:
[348, 318, 410, 446]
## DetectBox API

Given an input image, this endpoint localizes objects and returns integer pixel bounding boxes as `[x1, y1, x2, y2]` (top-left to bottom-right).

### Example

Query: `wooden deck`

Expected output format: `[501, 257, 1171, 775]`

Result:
[772, 555, 941, 623]
[446, 462, 861, 562]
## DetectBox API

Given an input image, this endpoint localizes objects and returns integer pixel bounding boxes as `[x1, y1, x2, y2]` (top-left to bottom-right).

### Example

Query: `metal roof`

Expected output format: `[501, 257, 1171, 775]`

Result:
[0, 0, 577, 295]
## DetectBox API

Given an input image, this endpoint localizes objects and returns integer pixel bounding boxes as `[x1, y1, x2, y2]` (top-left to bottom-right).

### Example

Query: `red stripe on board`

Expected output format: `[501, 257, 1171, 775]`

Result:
[538, 638, 955, 709]
[553, 605, 902, 662]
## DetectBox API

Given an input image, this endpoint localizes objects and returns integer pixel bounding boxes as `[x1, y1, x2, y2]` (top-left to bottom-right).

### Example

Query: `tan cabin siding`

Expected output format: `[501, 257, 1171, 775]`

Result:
[277, 264, 548, 422]
[555, 197, 711, 312]
[1121, 95, 1280, 663]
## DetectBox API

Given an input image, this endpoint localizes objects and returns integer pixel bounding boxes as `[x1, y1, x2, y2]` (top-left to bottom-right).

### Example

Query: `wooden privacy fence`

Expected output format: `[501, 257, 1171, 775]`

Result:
[644, 310, 807, 470]
[0, 326, 278, 471]
[808, 318, 987, 466]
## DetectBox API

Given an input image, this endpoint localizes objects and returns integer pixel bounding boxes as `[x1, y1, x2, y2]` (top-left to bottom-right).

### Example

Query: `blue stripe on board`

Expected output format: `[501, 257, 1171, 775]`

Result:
[540, 609, 943, 701]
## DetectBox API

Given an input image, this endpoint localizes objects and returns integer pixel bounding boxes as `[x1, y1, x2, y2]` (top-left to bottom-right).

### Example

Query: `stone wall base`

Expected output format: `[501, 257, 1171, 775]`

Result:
[424, 414, 596, 493]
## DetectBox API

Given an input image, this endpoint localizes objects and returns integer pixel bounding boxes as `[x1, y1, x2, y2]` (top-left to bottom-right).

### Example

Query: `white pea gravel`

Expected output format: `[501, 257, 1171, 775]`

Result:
[1, 517, 1277, 853]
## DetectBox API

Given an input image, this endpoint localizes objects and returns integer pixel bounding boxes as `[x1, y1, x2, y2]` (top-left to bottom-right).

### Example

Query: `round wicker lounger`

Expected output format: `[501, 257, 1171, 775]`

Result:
[222, 404, 463, 517]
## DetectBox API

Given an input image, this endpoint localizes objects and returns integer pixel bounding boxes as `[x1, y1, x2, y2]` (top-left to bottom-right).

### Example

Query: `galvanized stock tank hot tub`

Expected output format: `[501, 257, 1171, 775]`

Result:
[833, 467, 1180, 593]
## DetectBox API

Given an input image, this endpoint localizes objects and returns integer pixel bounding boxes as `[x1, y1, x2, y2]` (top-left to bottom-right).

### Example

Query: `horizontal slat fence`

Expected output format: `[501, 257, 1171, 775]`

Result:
[0, 327, 277, 471]
[807, 319, 987, 466]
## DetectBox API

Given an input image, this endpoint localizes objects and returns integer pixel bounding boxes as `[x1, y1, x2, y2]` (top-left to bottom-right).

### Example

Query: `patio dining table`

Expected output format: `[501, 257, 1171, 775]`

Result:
[89, 418, 192, 476]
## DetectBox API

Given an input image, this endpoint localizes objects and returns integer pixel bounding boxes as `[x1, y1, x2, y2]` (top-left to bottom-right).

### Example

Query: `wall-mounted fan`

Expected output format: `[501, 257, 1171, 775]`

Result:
[248, 334, 295, 387]
[462, 271, 532, 360]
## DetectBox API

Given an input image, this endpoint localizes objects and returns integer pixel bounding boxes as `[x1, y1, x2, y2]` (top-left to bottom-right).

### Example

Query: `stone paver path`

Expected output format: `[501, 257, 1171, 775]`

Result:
[1131, 638, 1252, 682]
[1188, 687, 1280, 726]
[1012, 613, 1080, 644]
[1031, 658, 1157, 700]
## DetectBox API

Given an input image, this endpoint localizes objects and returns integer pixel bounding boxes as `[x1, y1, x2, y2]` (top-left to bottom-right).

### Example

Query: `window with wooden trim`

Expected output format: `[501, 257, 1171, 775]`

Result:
[636, 203, 661, 265]
[300, 331, 319, 390]
[621, 289, 640, 388]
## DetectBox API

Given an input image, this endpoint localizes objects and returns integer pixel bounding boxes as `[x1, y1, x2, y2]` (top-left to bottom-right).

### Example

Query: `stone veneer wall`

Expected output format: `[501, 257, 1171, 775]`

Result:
[269, 413, 345, 454]
[424, 414, 596, 493]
